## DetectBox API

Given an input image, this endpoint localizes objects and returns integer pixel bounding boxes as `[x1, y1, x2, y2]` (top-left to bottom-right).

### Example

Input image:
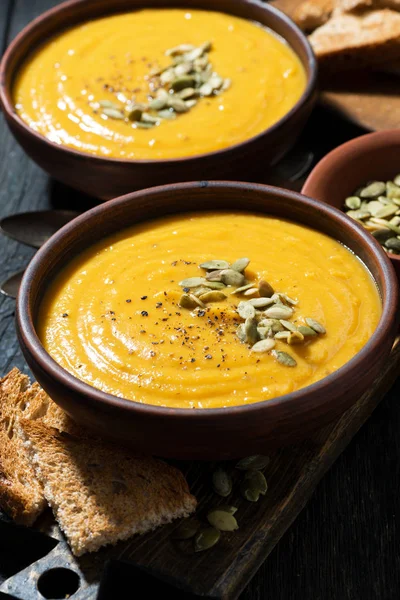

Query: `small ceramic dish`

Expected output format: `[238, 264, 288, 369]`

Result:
[16, 181, 399, 459]
[302, 129, 400, 281]
[0, 0, 317, 200]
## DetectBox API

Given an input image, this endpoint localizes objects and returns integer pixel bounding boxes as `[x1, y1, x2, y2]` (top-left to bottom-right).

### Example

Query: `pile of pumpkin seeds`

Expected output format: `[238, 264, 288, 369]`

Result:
[94, 41, 230, 128]
[343, 177, 400, 254]
[172, 454, 269, 552]
[178, 258, 326, 368]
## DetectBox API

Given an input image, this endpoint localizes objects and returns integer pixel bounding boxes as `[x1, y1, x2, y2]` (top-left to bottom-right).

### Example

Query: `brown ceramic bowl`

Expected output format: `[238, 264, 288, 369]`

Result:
[16, 181, 399, 460]
[0, 0, 317, 200]
[302, 130, 400, 282]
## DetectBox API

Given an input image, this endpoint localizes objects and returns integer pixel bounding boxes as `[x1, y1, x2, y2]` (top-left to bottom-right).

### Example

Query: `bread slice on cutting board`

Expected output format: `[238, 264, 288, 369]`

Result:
[18, 419, 197, 556]
[308, 9, 400, 69]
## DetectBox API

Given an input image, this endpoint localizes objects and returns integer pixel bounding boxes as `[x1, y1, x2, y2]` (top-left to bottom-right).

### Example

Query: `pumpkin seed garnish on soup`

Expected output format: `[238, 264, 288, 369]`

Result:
[343, 177, 400, 255]
[177, 257, 327, 367]
[94, 41, 231, 128]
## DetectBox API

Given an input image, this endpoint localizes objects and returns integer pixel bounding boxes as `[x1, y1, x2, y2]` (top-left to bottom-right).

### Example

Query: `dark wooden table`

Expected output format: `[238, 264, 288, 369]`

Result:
[1, 1, 399, 599]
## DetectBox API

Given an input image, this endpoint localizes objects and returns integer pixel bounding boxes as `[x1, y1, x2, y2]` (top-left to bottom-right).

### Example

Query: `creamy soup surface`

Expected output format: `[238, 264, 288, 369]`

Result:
[38, 212, 381, 409]
[13, 9, 306, 159]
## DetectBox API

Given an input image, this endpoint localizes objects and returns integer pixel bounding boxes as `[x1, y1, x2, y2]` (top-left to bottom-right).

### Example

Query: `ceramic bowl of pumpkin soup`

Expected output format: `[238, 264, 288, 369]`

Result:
[0, 0, 316, 200]
[16, 181, 398, 459]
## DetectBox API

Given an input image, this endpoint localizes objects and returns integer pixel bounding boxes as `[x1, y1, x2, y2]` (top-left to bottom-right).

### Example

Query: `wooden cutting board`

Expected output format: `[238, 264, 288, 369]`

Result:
[271, 0, 400, 131]
[1, 338, 399, 600]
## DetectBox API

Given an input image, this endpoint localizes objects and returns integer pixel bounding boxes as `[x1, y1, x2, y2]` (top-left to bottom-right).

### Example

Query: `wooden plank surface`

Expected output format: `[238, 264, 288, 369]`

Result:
[0, 2, 399, 599]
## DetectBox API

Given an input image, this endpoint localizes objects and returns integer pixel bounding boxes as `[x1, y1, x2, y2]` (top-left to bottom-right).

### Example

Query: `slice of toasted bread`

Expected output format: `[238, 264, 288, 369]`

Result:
[23, 386, 85, 437]
[19, 420, 197, 556]
[337, 0, 400, 13]
[308, 9, 400, 69]
[294, 0, 334, 31]
[0, 369, 47, 525]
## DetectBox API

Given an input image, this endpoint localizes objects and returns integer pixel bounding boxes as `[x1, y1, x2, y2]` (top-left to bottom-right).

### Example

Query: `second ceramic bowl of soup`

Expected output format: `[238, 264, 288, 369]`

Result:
[16, 181, 398, 459]
[0, 0, 317, 199]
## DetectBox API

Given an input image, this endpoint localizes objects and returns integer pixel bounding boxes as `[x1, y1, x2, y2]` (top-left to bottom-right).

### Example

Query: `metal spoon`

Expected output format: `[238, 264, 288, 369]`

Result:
[0, 270, 25, 298]
[0, 209, 79, 248]
[0, 210, 80, 298]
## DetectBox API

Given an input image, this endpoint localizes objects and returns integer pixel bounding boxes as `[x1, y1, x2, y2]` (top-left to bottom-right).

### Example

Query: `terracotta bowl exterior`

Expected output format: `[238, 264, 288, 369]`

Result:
[302, 129, 400, 282]
[0, 0, 317, 200]
[16, 181, 399, 459]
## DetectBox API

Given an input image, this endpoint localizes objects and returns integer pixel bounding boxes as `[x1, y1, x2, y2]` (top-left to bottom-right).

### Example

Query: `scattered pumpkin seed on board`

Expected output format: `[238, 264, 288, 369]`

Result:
[194, 527, 221, 552]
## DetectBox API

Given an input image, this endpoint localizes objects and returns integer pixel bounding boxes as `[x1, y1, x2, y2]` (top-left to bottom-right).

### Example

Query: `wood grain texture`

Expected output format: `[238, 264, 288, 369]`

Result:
[0, 1, 399, 599]
[271, 0, 400, 131]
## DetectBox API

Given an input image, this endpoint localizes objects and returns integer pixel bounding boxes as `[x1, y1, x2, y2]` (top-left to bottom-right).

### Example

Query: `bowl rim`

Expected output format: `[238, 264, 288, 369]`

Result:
[17, 180, 399, 421]
[302, 129, 400, 263]
[0, 0, 317, 166]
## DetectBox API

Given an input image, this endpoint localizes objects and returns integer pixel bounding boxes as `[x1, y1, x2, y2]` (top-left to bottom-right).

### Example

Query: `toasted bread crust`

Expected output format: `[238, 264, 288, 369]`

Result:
[19, 420, 197, 556]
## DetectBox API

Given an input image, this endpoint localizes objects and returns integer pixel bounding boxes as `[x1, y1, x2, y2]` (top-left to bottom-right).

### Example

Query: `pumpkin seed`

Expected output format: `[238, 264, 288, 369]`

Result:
[278, 293, 298, 306]
[235, 455, 270, 470]
[173, 518, 200, 540]
[247, 297, 274, 308]
[231, 283, 255, 295]
[305, 318, 326, 334]
[366, 200, 387, 217]
[199, 291, 227, 303]
[236, 323, 247, 342]
[149, 89, 169, 110]
[171, 75, 196, 92]
[207, 509, 238, 532]
[344, 196, 361, 210]
[185, 99, 197, 109]
[245, 316, 259, 345]
[174, 62, 193, 77]
[230, 257, 250, 272]
[184, 46, 207, 62]
[102, 107, 125, 120]
[390, 216, 400, 226]
[99, 100, 120, 109]
[274, 331, 290, 340]
[360, 181, 386, 198]
[264, 305, 293, 319]
[192, 286, 212, 297]
[212, 468, 232, 497]
[199, 81, 214, 96]
[243, 288, 259, 297]
[251, 339, 276, 353]
[393, 174, 400, 187]
[257, 326, 270, 339]
[385, 237, 400, 252]
[346, 209, 371, 221]
[297, 325, 318, 337]
[179, 293, 205, 309]
[178, 87, 197, 100]
[287, 331, 304, 345]
[160, 68, 176, 85]
[179, 277, 207, 288]
[375, 204, 398, 219]
[200, 260, 230, 270]
[370, 218, 400, 234]
[217, 504, 238, 514]
[372, 228, 393, 243]
[280, 319, 298, 333]
[258, 279, 274, 297]
[241, 485, 260, 502]
[237, 302, 256, 319]
[194, 527, 220, 552]
[141, 113, 159, 124]
[220, 269, 245, 287]
[134, 121, 154, 129]
[272, 350, 297, 367]
[167, 96, 190, 113]
[386, 181, 400, 198]
[222, 78, 231, 91]
[166, 44, 195, 56]
[206, 269, 223, 282]
[243, 470, 268, 495]
[202, 281, 226, 290]
[126, 104, 144, 121]
[157, 109, 176, 120]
